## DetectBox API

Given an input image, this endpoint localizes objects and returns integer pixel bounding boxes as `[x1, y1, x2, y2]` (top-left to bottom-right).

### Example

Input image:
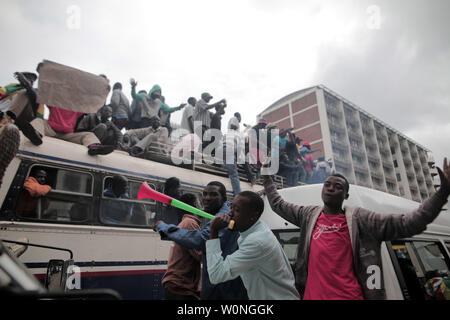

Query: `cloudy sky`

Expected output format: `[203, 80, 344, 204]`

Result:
[2, 0, 449, 168]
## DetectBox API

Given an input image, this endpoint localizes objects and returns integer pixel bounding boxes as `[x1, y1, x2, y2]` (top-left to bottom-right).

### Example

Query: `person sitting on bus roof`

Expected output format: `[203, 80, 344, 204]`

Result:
[162, 193, 202, 300]
[154, 181, 249, 300]
[21, 105, 115, 156]
[16, 167, 52, 218]
[206, 191, 300, 300]
[261, 157, 450, 300]
[102, 175, 133, 224]
[74, 105, 123, 149]
[124, 116, 169, 157]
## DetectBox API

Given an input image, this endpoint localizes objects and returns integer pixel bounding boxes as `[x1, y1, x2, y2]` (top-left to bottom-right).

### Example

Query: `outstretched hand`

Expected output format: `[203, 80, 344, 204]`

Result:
[437, 157, 450, 198]
[260, 157, 272, 180]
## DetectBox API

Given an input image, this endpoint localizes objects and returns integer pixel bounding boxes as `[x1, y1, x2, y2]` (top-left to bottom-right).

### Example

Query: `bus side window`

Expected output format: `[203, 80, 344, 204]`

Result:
[389, 240, 450, 300]
[100, 177, 156, 227]
[16, 165, 92, 223]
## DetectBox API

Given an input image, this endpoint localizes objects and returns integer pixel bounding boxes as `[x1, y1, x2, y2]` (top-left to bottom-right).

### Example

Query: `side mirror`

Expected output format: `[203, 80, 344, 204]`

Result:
[45, 259, 74, 291]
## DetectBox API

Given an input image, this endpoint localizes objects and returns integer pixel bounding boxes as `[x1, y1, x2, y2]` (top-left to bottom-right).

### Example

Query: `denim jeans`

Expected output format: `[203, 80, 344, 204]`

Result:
[224, 162, 241, 196]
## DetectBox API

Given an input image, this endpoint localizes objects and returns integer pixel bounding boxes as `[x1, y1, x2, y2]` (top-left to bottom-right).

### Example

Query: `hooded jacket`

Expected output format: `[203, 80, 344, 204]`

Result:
[131, 85, 182, 121]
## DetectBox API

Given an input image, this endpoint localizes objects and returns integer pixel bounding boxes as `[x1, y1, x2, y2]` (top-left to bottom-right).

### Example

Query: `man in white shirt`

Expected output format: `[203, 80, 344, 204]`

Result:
[227, 112, 241, 132]
[180, 97, 196, 134]
[222, 130, 255, 195]
[206, 191, 300, 300]
[193, 93, 226, 149]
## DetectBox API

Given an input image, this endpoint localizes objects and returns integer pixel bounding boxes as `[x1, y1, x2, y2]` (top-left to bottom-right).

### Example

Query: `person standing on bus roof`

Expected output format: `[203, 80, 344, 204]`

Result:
[130, 81, 184, 129]
[261, 157, 450, 300]
[227, 112, 241, 132]
[109, 82, 130, 130]
[154, 181, 249, 300]
[162, 193, 202, 300]
[193, 93, 226, 150]
[206, 191, 300, 300]
[180, 97, 197, 135]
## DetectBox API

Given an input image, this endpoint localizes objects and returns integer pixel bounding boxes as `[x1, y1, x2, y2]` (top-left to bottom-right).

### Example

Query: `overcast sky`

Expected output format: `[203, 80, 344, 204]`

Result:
[1, 0, 449, 169]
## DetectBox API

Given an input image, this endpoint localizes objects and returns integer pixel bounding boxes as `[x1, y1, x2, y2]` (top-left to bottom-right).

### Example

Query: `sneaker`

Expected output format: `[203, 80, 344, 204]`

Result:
[130, 146, 144, 157]
[88, 144, 114, 156]
[117, 142, 130, 152]
[21, 122, 42, 145]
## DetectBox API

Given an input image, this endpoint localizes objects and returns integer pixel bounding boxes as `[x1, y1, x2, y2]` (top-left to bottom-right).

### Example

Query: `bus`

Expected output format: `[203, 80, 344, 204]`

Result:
[0, 134, 263, 299]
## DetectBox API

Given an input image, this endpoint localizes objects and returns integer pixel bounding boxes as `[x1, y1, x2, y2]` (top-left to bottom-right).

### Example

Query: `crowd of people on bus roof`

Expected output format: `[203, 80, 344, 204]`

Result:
[1, 64, 334, 195]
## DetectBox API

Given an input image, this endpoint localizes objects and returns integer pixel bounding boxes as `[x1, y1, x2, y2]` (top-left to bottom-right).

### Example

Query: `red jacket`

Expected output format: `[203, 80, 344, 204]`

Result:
[162, 214, 202, 298]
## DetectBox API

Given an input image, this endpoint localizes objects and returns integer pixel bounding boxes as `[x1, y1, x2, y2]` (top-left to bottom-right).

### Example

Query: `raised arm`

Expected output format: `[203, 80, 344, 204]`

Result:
[131, 84, 145, 101]
[362, 157, 450, 241]
[262, 175, 315, 227]
[159, 101, 185, 113]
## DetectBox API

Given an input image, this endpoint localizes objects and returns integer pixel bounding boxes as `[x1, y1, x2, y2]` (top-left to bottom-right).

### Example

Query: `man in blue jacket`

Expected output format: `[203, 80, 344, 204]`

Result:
[154, 181, 248, 300]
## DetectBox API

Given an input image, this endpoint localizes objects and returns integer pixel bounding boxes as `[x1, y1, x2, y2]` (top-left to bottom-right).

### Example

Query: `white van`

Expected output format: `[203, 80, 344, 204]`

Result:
[261, 183, 450, 300]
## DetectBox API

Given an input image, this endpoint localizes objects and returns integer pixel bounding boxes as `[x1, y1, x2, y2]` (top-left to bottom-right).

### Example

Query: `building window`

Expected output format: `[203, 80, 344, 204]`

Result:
[394, 160, 398, 168]
[397, 173, 402, 182]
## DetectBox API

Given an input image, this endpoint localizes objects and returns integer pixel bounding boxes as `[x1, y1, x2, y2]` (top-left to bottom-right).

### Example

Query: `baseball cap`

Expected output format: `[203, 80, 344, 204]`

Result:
[201, 92, 213, 100]
[257, 118, 268, 125]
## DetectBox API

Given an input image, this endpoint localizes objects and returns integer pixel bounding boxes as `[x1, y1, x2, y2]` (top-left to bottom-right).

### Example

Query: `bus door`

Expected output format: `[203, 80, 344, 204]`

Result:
[386, 239, 450, 300]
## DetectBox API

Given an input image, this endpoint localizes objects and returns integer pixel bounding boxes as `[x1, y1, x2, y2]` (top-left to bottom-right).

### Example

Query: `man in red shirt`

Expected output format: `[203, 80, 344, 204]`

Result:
[262, 157, 450, 299]
[22, 106, 114, 156]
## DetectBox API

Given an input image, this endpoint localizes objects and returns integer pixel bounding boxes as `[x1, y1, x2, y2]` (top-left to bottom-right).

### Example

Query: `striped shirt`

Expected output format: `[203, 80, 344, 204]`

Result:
[193, 99, 212, 128]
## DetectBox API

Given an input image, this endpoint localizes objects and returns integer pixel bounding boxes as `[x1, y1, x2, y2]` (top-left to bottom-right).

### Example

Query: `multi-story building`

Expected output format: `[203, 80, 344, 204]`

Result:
[257, 84, 439, 202]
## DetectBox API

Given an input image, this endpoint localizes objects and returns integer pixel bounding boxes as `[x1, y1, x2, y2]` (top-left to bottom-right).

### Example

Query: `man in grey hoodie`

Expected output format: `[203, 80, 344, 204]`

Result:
[262, 157, 450, 300]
